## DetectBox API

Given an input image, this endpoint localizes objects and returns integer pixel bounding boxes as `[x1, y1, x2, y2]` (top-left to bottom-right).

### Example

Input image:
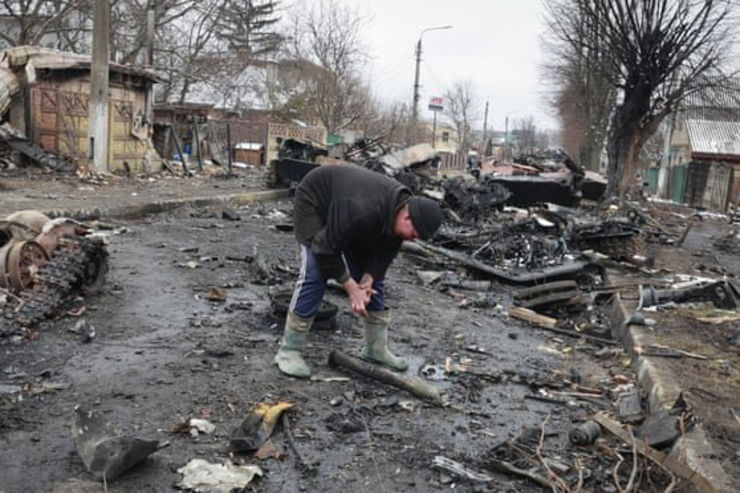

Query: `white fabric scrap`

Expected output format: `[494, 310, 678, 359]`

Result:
[188, 418, 216, 435]
[177, 459, 263, 492]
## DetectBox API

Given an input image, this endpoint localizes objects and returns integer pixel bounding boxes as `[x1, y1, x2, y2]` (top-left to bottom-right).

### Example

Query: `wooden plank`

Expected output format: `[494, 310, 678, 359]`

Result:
[509, 306, 559, 329]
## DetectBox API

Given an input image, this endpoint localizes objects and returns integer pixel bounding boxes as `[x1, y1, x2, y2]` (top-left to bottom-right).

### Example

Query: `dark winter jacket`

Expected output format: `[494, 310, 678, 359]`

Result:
[293, 165, 411, 283]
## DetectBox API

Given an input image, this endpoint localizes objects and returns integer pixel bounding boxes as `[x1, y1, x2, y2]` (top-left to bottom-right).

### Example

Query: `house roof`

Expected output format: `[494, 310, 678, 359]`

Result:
[680, 78, 740, 157]
[1, 45, 161, 83]
[686, 119, 740, 156]
[685, 79, 740, 109]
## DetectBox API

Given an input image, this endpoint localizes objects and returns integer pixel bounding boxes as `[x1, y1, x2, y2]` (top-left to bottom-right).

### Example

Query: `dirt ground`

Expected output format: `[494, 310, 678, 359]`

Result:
[647, 308, 740, 480]
[0, 167, 265, 215]
[0, 199, 648, 492]
[640, 218, 740, 482]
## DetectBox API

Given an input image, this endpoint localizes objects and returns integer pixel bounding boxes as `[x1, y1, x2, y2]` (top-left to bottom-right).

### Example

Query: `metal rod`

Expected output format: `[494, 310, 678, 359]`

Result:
[192, 123, 203, 171]
[226, 122, 233, 175]
[170, 126, 189, 175]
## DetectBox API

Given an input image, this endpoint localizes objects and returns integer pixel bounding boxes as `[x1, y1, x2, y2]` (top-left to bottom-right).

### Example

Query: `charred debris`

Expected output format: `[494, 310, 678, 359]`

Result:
[269, 136, 656, 290]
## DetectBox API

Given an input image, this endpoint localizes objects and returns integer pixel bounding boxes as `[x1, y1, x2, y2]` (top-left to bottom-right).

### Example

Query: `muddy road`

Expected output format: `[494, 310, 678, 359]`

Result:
[1, 201, 617, 492]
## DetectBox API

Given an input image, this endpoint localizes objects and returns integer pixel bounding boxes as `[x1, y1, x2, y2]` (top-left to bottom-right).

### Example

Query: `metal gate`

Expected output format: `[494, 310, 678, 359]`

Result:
[669, 165, 687, 203]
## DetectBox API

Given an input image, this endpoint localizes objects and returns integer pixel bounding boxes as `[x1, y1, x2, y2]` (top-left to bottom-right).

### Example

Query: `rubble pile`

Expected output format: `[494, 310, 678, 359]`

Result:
[441, 175, 511, 219]
[0, 211, 108, 339]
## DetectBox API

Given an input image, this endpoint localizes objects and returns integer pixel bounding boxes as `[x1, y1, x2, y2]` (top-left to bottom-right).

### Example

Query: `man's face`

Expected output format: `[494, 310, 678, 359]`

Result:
[393, 207, 419, 241]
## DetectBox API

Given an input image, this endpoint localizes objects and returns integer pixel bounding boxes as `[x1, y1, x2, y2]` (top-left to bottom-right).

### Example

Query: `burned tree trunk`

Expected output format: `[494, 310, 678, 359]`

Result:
[605, 85, 652, 201]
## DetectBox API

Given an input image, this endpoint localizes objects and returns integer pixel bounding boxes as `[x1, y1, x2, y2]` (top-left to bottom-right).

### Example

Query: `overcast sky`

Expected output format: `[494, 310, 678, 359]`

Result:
[340, 0, 556, 132]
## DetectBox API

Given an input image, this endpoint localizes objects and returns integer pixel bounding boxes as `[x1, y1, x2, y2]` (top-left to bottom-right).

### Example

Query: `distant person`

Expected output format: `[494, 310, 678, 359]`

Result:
[275, 165, 443, 378]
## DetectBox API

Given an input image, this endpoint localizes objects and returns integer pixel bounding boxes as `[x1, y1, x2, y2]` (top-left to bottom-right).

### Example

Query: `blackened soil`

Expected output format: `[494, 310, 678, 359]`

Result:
[1, 201, 628, 492]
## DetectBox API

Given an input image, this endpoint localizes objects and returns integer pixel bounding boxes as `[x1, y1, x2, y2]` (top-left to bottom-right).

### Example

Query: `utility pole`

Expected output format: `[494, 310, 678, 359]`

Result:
[88, 0, 110, 174]
[408, 26, 452, 145]
[146, 2, 155, 66]
[145, 3, 155, 124]
[411, 39, 422, 139]
[504, 116, 509, 162]
[482, 100, 489, 154]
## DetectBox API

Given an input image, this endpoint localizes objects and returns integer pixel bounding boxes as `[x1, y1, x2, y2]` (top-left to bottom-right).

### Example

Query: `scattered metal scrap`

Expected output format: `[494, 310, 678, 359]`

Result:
[593, 412, 715, 493]
[73, 407, 161, 481]
[0, 211, 108, 338]
[639, 279, 740, 309]
[0, 124, 69, 170]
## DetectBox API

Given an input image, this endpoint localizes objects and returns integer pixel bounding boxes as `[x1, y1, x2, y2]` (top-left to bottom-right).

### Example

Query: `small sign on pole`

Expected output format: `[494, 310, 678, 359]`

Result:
[428, 96, 443, 149]
[428, 96, 444, 112]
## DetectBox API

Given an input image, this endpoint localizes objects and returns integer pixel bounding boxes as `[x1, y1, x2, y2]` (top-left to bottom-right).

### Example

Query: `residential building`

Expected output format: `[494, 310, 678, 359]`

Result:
[0, 45, 162, 173]
[651, 80, 740, 210]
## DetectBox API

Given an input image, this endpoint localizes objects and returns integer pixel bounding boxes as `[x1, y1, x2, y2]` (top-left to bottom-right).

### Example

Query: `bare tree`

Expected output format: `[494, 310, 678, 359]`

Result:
[542, 0, 616, 172]
[152, 0, 289, 107]
[550, 0, 738, 200]
[0, 1, 205, 63]
[108, 0, 198, 64]
[360, 98, 409, 144]
[444, 79, 478, 152]
[277, 0, 372, 134]
[0, 0, 89, 50]
[512, 116, 538, 155]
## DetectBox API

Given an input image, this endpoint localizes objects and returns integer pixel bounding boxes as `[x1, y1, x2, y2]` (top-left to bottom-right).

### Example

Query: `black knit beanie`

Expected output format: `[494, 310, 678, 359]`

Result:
[407, 197, 443, 239]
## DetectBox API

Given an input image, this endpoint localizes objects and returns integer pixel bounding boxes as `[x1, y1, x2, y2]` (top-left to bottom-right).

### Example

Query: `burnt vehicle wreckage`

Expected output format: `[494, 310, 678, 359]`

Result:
[0, 210, 108, 338]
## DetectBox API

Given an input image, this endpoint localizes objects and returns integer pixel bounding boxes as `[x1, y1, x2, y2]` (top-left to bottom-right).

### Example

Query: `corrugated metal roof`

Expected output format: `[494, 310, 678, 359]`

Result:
[685, 79, 740, 111]
[686, 118, 740, 156]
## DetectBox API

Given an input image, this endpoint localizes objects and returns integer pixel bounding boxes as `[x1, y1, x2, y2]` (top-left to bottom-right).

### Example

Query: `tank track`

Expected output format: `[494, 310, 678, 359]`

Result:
[1, 236, 107, 338]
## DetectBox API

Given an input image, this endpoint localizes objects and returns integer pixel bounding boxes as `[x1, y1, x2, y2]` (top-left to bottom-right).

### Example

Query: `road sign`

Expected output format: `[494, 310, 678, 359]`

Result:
[428, 96, 444, 112]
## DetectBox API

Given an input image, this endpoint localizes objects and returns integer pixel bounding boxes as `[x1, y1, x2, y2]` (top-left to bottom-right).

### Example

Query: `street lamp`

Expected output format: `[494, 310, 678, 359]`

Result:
[409, 25, 452, 144]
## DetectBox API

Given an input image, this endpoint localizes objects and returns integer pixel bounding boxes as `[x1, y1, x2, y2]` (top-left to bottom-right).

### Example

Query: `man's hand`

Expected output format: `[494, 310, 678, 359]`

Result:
[359, 273, 376, 295]
[343, 278, 371, 318]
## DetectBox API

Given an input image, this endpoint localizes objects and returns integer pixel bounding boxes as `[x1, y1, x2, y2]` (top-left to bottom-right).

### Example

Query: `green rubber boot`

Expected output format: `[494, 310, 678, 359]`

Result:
[361, 309, 408, 371]
[274, 311, 313, 378]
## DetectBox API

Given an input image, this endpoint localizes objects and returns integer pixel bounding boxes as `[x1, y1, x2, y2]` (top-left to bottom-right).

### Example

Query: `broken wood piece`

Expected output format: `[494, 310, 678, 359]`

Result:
[508, 306, 617, 345]
[639, 344, 708, 360]
[328, 350, 443, 405]
[593, 412, 716, 493]
[488, 459, 556, 489]
[731, 408, 740, 427]
[281, 413, 313, 472]
[695, 315, 740, 324]
[525, 394, 569, 406]
[509, 306, 558, 329]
